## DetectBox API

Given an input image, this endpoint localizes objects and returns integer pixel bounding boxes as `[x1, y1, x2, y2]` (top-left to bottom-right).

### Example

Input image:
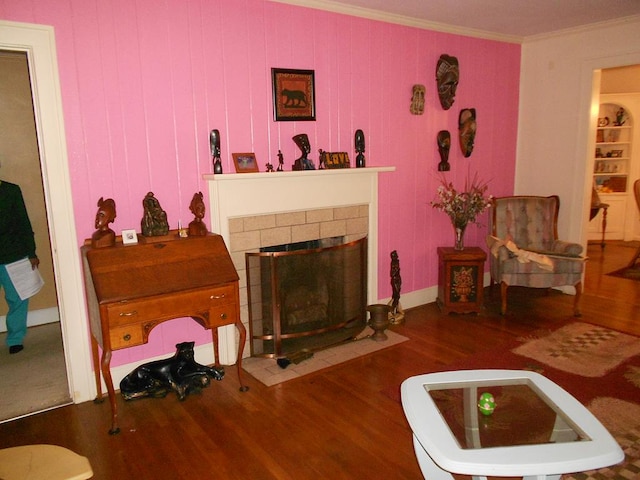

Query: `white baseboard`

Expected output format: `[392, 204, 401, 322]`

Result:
[0, 306, 60, 333]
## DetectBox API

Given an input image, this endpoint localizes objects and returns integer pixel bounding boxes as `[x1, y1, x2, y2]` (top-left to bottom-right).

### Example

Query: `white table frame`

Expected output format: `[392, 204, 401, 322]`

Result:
[401, 370, 624, 480]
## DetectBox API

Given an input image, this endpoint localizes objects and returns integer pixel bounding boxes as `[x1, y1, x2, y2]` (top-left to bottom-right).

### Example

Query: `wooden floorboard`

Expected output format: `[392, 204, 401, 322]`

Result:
[0, 241, 638, 479]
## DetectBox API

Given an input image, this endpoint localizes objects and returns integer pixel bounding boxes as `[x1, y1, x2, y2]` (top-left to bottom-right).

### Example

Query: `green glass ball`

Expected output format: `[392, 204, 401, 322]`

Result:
[478, 392, 496, 416]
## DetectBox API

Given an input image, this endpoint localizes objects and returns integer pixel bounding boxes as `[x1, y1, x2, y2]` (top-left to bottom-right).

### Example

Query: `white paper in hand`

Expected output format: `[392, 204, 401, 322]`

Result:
[5, 257, 45, 300]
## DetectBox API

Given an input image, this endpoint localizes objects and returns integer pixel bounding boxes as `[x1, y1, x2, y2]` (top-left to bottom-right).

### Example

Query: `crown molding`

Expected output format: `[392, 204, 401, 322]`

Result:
[523, 14, 640, 43]
[267, 0, 524, 44]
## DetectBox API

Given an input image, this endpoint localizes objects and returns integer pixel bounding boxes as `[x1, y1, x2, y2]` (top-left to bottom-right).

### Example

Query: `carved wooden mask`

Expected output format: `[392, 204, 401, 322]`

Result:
[458, 108, 477, 158]
[436, 54, 459, 110]
[410, 84, 425, 115]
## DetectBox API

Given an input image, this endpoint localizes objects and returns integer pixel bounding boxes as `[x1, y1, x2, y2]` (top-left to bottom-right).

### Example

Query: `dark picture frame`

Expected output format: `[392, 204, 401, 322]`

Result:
[272, 68, 316, 121]
[232, 153, 259, 173]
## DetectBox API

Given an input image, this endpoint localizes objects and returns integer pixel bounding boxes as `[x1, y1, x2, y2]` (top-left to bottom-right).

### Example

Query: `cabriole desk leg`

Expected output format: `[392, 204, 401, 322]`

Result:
[100, 348, 120, 435]
[235, 319, 249, 392]
[91, 336, 103, 403]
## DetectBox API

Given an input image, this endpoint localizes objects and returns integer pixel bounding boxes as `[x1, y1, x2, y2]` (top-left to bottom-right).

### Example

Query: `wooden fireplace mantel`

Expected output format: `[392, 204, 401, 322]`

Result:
[203, 166, 395, 364]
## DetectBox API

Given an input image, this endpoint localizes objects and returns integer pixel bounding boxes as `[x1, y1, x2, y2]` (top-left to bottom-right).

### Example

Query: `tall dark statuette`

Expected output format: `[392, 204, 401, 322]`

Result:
[210, 129, 222, 174]
[355, 129, 366, 168]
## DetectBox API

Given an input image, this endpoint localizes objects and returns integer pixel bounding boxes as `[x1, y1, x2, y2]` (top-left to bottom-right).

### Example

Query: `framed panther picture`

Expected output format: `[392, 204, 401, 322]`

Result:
[272, 68, 316, 121]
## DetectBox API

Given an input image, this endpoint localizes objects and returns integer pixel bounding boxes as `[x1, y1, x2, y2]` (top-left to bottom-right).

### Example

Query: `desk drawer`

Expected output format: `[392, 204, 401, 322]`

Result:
[207, 303, 239, 328]
[106, 284, 236, 327]
[110, 325, 144, 349]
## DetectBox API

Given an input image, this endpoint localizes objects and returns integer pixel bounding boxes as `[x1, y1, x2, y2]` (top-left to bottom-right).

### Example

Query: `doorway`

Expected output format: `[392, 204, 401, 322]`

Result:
[0, 21, 95, 411]
[587, 65, 640, 247]
[0, 51, 71, 421]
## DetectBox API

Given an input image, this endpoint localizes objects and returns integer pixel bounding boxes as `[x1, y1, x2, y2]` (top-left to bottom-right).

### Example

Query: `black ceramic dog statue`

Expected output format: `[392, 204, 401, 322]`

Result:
[119, 341, 225, 401]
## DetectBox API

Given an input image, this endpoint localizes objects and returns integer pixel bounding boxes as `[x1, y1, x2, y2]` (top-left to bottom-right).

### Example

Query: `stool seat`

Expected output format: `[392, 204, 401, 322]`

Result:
[0, 444, 92, 480]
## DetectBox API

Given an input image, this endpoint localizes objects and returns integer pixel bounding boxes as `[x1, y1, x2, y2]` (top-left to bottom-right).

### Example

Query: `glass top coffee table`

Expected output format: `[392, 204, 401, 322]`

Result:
[401, 370, 623, 480]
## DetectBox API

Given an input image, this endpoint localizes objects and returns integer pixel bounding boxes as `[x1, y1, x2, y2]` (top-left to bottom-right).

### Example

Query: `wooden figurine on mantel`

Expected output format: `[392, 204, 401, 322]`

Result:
[91, 197, 116, 248]
[141, 192, 169, 237]
[355, 129, 366, 168]
[188, 191, 208, 236]
[292, 133, 315, 170]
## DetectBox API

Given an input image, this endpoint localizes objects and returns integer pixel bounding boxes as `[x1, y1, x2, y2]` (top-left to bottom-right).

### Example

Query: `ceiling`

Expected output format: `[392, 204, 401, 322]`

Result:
[272, 0, 640, 42]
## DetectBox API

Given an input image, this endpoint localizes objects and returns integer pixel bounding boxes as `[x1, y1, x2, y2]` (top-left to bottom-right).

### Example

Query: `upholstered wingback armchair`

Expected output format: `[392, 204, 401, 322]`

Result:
[487, 195, 586, 316]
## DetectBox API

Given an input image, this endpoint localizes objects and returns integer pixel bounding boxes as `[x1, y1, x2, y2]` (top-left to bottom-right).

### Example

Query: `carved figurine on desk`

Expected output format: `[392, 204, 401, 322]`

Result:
[91, 197, 116, 248]
[141, 192, 169, 237]
[188, 191, 208, 236]
[292, 133, 315, 170]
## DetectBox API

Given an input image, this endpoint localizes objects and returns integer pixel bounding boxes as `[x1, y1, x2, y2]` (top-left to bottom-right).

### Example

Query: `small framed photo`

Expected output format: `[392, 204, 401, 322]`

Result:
[272, 68, 316, 121]
[232, 153, 259, 173]
[610, 149, 623, 158]
[121, 229, 138, 245]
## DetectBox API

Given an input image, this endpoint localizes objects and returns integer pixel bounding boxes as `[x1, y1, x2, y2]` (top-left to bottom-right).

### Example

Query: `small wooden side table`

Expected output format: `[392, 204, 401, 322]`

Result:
[437, 247, 486, 314]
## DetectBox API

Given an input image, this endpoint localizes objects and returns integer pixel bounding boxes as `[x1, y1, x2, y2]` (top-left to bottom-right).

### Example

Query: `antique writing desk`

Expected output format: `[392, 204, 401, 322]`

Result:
[81, 233, 247, 434]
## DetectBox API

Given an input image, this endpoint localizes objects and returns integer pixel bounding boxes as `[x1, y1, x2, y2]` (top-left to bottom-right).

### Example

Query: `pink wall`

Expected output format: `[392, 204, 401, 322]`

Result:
[2, 0, 519, 365]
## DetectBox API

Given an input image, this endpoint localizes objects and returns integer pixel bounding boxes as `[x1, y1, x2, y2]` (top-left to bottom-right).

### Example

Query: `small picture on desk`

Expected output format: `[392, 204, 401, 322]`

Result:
[121, 229, 138, 245]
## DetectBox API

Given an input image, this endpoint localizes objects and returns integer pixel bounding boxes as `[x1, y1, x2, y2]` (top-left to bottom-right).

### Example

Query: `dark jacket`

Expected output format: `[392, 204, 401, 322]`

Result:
[0, 181, 37, 265]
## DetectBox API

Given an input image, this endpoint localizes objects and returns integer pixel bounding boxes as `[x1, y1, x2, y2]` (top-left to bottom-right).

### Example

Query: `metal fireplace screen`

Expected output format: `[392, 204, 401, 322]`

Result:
[246, 237, 368, 358]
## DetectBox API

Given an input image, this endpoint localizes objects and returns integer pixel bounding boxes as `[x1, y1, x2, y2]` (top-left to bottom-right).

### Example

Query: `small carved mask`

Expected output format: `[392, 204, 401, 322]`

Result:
[410, 84, 426, 115]
[458, 108, 477, 158]
[437, 130, 451, 171]
[436, 54, 459, 110]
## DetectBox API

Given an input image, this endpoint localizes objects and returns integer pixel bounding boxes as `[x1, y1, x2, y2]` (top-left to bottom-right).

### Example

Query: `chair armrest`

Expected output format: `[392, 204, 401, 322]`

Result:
[550, 240, 583, 257]
[486, 235, 514, 260]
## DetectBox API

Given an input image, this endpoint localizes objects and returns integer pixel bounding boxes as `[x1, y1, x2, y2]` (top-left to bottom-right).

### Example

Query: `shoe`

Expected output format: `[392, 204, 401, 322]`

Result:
[9, 345, 24, 354]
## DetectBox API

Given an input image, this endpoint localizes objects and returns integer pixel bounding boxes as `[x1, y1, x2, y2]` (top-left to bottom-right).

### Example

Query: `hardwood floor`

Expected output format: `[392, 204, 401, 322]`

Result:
[0, 241, 638, 479]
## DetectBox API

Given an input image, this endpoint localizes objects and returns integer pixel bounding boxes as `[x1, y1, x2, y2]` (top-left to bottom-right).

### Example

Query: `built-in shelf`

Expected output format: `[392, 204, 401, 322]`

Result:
[594, 103, 632, 194]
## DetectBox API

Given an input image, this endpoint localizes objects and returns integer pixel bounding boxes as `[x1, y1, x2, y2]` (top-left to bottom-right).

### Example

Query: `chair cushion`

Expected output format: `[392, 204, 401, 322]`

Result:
[494, 256, 584, 288]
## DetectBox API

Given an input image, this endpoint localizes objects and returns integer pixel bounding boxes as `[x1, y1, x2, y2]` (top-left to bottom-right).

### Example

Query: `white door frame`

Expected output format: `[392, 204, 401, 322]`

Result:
[0, 20, 94, 403]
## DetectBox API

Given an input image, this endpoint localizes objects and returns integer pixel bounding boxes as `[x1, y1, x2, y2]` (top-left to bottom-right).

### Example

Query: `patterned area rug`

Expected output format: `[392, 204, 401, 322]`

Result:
[512, 322, 640, 377]
[565, 397, 640, 480]
[608, 263, 640, 281]
[398, 322, 640, 480]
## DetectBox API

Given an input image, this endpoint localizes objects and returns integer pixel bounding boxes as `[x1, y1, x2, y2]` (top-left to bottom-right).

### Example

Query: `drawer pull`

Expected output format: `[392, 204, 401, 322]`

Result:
[119, 311, 138, 317]
[123, 334, 131, 342]
[210, 293, 226, 299]
[220, 313, 227, 320]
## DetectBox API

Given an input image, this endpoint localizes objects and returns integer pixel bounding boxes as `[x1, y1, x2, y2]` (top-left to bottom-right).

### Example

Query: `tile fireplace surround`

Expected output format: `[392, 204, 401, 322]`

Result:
[204, 167, 394, 364]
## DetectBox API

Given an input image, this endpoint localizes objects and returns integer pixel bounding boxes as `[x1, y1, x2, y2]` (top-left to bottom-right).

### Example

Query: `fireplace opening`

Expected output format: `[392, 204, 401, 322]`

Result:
[246, 237, 368, 358]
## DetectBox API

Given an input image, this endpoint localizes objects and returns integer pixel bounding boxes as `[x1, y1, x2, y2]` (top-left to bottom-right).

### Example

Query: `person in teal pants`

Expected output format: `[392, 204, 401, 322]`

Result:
[0, 178, 39, 354]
